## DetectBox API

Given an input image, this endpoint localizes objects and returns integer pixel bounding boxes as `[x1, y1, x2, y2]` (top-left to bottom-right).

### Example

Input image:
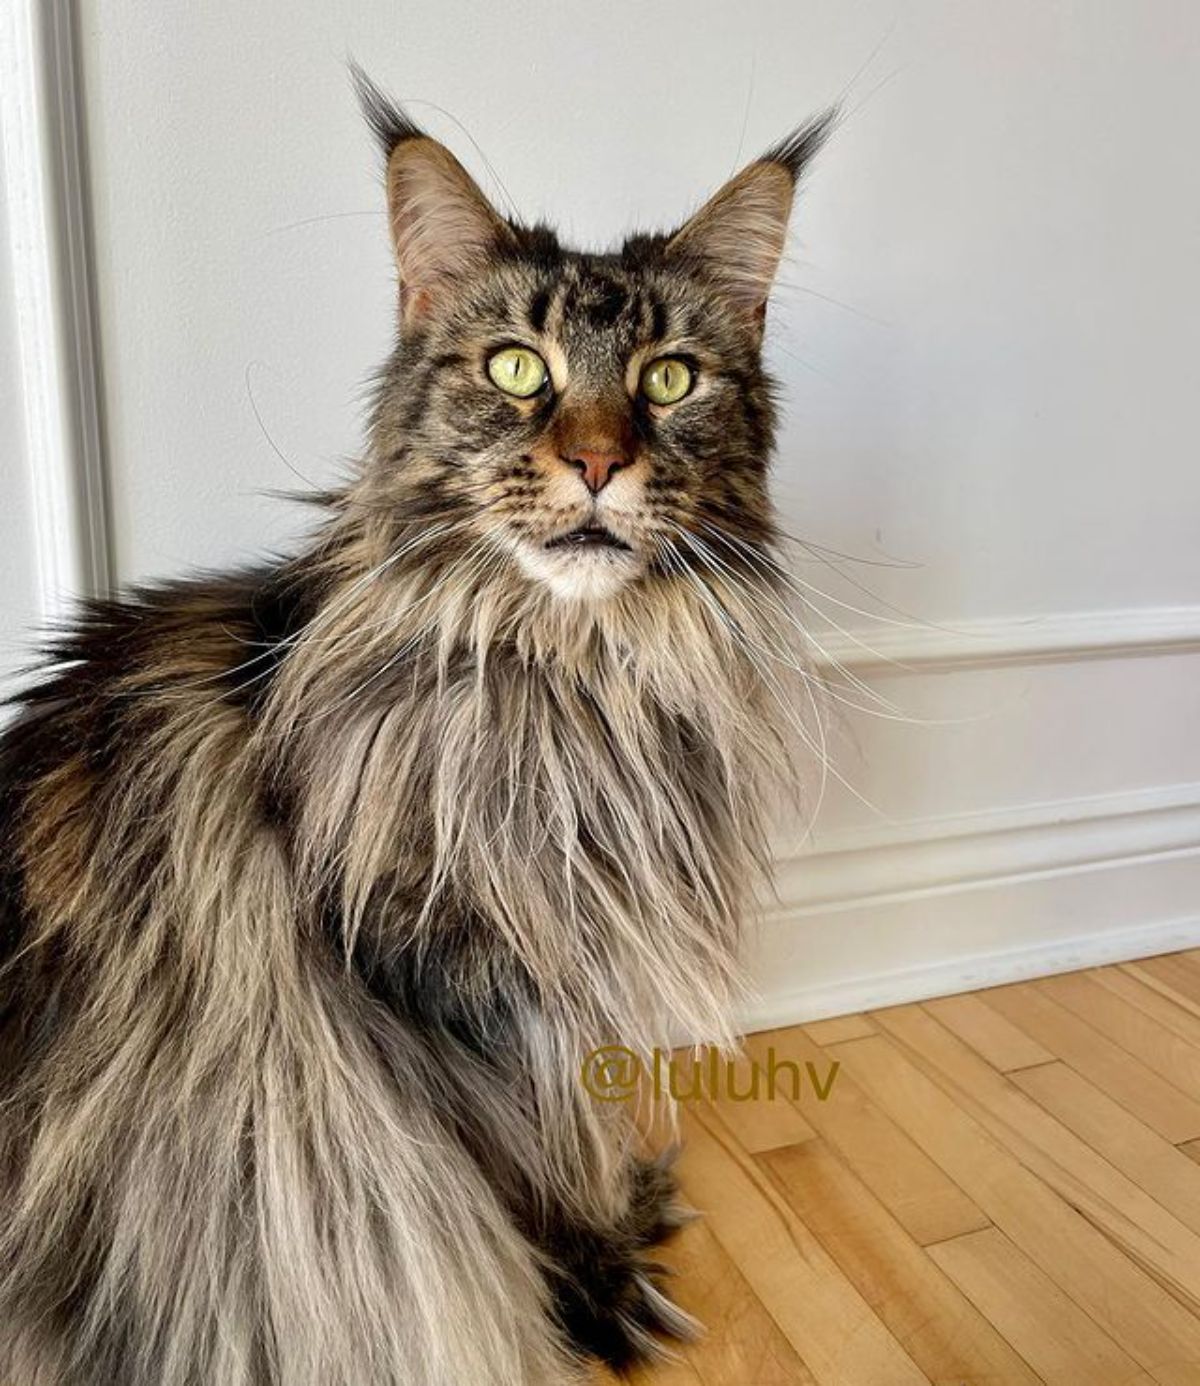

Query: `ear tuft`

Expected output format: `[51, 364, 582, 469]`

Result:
[760, 108, 839, 182]
[349, 61, 424, 161]
[350, 64, 514, 325]
[667, 108, 837, 325]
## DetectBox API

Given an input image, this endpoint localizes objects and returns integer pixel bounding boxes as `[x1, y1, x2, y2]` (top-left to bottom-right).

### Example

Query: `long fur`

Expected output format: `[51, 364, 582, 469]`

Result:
[0, 80, 829, 1386]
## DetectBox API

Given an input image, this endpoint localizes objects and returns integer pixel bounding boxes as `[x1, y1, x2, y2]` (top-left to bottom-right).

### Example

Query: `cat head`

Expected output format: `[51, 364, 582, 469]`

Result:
[355, 71, 831, 604]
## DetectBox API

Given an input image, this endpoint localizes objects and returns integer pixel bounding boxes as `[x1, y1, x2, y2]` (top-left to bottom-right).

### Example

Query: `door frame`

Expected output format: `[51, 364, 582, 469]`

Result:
[1, 0, 109, 621]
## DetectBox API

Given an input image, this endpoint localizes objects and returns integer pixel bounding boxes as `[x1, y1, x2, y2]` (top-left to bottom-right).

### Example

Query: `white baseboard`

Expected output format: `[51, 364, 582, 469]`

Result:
[742, 911, 1200, 1033]
[743, 782, 1200, 1031]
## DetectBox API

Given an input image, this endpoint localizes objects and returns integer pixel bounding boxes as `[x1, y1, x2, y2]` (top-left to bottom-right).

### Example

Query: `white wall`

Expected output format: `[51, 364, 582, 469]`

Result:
[0, 167, 43, 697]
[4, 0, 1199, 1022]
[1, 0, 109, 702]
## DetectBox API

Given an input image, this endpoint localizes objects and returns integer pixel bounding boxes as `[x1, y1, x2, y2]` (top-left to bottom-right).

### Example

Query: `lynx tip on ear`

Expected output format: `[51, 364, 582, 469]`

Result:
[760, 107, 839, 184]
[666, 107, 836, 325]
[348, 61, 425, 160]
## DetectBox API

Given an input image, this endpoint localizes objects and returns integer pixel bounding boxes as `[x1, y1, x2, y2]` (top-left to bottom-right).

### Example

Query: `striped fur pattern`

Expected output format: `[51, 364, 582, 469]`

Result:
[0, 74, 832, 1386]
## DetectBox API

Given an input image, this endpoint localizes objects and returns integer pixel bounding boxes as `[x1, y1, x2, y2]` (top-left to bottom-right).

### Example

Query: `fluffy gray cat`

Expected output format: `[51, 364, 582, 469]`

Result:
[0, 70, 830, 1386]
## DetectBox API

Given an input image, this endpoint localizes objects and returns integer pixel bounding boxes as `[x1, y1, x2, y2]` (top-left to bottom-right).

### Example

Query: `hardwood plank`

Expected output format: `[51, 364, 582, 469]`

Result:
[1039, 970, 1200, 1104]
[605, 959, 1200, 1386]
[980, 982, 1200, 1142]
[923, 991, 1055, 1072]
[638, 1219, 817, 1385]
[628, 1366, 705, 1386]
[672, 1102, 929, 1386]
[802, 1014, 877, 1046]
[1013, 1060, 1200, 1240]
[1124, 957, 1200, 1019]
[828, 1032, 1200, 1385]
[872, 1003, 1200, 1313]
[741, 1027, 988, 1246]
[928, 1227, 1157, 1386]
[1091, 966, 1200, 1050]
[616, 1356, 706, 1386]
[707, 1048, 817, 1154]
[763, 1138, 1041, 1385]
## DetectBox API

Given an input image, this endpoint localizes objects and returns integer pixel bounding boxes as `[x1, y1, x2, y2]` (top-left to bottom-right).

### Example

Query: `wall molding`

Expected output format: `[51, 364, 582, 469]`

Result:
[1, 0, 109, 622]
[744, 782, 1200, 1030]
[770, 781, 1200, 917]
[815, 604, 1200, 674]
[744, 912, 1200, 1032]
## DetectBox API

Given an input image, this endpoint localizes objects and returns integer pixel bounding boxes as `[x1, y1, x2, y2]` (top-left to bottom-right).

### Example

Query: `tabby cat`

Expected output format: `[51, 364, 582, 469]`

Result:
[0, 70, 831, 1386]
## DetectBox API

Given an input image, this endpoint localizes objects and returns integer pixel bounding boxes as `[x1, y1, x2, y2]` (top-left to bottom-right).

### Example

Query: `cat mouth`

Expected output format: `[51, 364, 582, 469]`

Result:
[544, 524, 633, 554]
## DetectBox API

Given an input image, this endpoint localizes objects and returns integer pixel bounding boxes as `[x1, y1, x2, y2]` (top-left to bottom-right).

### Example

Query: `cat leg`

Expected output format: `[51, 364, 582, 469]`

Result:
[532, 1146, 699, 1373]
[348, 934, 701, 1373]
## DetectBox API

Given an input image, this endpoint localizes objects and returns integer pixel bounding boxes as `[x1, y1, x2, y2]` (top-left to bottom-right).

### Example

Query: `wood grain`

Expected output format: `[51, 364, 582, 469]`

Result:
[928, 1227, 1157, 1386]
[741, 1026, 988, 1246]
[981, 981, 1200, 1142]
[763, 1139, 1041, 1385]
[597, 953, 1200, 1384]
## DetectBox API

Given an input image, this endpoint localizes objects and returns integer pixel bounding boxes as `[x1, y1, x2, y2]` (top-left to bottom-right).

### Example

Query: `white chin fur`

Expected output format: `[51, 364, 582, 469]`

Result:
[516, 544, 642, 602]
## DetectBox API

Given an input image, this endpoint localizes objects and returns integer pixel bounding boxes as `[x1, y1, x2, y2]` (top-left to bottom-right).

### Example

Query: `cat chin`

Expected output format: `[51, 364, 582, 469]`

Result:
[515, 544, 643, 602]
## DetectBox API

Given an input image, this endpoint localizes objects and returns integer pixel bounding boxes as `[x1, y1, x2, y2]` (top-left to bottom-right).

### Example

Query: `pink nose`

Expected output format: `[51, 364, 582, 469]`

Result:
[563, 447, 629, 495]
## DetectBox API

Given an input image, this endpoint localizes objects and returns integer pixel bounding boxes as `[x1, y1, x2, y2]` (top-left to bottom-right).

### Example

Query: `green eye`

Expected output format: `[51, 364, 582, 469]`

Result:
[487, 346, 548, 398]
[640, 357, 693, 406]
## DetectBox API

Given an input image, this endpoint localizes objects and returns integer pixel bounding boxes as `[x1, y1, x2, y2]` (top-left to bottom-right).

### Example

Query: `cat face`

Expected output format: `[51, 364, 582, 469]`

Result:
[358, 73, 830, 603]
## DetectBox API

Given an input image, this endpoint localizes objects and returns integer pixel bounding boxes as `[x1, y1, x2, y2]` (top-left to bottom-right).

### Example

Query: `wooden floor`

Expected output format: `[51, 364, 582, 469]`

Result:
[599, 950, 1200, 1385]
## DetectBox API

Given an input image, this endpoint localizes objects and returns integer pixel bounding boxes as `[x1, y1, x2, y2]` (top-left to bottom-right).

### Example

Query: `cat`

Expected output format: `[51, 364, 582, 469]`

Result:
[0, 68, 831, 1386]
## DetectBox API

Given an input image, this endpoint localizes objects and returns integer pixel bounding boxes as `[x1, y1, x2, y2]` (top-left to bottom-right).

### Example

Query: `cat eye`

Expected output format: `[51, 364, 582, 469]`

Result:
[487, 346, 549, 398]
[639, 357, 694, 406]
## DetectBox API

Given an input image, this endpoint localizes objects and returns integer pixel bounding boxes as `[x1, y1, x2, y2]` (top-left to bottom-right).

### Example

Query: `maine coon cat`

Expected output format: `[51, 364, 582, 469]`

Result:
[0, 70, 831, 1386]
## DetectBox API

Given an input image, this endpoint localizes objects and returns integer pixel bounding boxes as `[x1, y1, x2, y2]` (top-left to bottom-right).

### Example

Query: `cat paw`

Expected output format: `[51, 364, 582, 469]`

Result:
[626, 1148, 696, 1249]
[553, 1249, 698, 1373]
[547, 1153, 699, 1372]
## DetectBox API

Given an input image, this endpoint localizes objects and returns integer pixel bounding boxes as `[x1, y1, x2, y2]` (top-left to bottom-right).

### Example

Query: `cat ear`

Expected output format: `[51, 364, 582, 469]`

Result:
[667, 112, 836, 326]
[352, 66, 514, 323]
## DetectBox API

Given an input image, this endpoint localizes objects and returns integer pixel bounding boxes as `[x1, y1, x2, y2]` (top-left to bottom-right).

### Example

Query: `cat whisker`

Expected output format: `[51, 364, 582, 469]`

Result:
[770, 277, 890, 327]
[776, 528, 923, 570]
[693, 525, 991, 728]
[690, 524, 909, 715]
[770, 341, 831, 378]
[266, 209, 384, 235]
[394, 98, 521, 221]
[655, 534, 836, 828]
[677, 530, 941, 732]
[781, 531, 974, 637]
[705, 523, 974, 691]
[676, 534, 895, 826]
[244, 361, 417, 517]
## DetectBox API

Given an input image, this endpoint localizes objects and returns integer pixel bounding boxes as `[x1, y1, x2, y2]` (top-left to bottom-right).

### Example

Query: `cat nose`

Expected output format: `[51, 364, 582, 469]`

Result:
[562, 447, 630, 495]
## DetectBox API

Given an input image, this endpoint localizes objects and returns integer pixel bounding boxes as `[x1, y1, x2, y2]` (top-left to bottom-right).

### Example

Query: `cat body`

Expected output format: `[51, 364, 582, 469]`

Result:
[0, 74, 829, 1385]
